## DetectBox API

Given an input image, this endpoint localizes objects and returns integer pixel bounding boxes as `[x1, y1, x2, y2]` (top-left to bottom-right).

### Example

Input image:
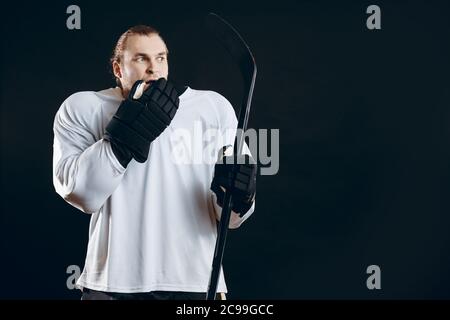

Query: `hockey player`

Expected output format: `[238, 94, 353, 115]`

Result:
[52, 25, 256, 300]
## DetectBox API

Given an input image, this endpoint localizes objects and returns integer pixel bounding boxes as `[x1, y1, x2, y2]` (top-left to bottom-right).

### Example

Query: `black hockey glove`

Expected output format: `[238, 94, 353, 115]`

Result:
[211, 146, 257, 216]
[104, 78, 179, 167]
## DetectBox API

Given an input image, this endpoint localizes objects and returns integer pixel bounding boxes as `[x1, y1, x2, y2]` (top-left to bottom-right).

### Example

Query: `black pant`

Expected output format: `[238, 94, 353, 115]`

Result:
[81, 288, 225, 300]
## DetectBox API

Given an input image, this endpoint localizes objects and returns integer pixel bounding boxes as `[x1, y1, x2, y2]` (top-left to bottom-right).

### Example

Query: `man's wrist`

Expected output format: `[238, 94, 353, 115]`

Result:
[108, 138, 133, 168]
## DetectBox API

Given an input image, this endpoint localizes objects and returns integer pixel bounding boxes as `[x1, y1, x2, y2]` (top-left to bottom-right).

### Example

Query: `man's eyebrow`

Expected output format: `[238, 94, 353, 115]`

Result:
[134, 52, 167, 57]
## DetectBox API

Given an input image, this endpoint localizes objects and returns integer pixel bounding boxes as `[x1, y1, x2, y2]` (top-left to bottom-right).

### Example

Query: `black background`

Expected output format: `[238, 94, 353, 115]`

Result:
[1, 0, 450, 299]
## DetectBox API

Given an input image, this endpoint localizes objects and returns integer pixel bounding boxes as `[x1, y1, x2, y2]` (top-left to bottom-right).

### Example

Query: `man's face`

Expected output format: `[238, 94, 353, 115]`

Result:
[114, 34, 169, 97]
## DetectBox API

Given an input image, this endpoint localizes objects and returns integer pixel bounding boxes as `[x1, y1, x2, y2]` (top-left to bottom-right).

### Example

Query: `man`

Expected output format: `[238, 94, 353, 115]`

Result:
[52, 25, 256, 300]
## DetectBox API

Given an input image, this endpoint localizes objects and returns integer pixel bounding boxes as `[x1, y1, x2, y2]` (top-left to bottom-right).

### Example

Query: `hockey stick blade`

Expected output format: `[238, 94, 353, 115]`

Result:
[205, 13, 257, 300]
[205, 12, 257, 133]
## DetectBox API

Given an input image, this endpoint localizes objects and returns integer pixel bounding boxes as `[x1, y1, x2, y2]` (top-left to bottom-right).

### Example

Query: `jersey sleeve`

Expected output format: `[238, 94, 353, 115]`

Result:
[52, 92, 126, 213]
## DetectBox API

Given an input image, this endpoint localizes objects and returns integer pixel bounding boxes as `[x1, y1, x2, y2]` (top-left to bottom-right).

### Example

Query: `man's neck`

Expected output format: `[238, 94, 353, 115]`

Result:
[120, 87, 129, 99]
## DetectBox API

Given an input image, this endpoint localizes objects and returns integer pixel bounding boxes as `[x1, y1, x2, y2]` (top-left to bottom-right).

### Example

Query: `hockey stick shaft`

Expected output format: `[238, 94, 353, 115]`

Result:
[206, 13, 257, 300]
[206, 192, 233, 300]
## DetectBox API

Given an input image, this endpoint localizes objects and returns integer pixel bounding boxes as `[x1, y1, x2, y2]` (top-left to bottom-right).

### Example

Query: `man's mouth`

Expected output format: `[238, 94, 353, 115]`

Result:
[145, 78, 159, 84]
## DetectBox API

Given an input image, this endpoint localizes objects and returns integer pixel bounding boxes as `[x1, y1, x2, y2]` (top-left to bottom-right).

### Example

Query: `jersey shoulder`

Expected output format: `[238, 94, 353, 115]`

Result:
[63, 88, 120, 113]
[184, 88, 237, 127]
[186, 88, 231, 108]
[56, 88, 121, 127]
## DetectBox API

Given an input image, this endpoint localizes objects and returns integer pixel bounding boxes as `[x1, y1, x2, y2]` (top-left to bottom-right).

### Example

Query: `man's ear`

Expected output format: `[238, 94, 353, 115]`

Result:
[112, 61, 122, 79]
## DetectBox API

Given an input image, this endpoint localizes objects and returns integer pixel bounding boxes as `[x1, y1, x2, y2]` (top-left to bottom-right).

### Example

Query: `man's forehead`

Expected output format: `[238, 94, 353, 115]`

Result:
[125, 34, 167, 54]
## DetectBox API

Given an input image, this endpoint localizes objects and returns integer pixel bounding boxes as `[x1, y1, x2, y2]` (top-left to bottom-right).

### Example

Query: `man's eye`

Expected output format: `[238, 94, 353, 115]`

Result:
[156, 56, 166, 62]
[135, 56, 145, 62]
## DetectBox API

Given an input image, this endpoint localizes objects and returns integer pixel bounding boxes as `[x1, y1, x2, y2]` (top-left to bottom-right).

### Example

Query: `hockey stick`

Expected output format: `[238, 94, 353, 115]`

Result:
[205, 13, 257, 300]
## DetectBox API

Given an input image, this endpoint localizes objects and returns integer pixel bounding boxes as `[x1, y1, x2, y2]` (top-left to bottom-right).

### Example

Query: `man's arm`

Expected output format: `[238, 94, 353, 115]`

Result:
[52, 93, 129, 213]
[208, 91, 257, 228]
[210, 143, 256, 229]
[53, 80, 179, 214]
[52, 101, 124, 213]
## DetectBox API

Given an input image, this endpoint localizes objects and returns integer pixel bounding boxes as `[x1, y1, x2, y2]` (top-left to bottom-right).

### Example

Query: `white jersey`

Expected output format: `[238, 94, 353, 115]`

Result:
[52, 86, 254, 293]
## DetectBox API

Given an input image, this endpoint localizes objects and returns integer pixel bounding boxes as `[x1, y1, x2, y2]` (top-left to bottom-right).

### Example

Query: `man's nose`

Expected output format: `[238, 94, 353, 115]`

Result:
[146, 60, 157, 74]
